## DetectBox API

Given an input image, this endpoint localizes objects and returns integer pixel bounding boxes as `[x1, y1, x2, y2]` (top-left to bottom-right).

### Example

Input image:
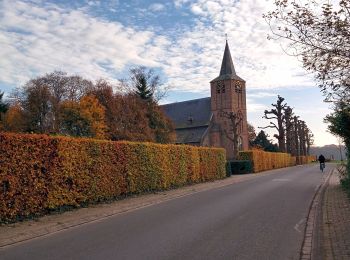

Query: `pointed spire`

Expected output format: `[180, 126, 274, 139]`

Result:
[210, 40, 244, 83]
[219, 40, 236, 77]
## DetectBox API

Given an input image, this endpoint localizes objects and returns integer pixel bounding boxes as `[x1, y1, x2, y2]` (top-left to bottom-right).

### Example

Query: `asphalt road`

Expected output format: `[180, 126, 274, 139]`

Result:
[1, 164, 333, 260]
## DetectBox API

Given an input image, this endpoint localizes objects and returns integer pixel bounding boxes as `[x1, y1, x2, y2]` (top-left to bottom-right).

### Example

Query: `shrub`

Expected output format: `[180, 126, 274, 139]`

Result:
[0, 133, 226, 223]
[227, 160, 253, 175]
[226, 162, 232, 177]
[238, 150, 308, 173]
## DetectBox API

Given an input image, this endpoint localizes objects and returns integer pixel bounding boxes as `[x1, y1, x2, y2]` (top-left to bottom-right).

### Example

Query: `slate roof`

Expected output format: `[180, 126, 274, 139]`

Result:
[175, 126, 209, 144]
[161, 97, 211, 129]
[161, 97, 212, 144]
[211, 40, 245, 83]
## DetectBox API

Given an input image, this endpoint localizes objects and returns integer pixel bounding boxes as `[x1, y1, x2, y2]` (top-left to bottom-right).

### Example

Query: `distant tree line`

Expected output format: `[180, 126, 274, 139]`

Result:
[0, 68, 175, 143]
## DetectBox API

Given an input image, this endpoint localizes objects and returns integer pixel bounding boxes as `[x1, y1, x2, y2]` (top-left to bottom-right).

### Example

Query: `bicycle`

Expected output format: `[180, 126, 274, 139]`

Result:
[320, 162, 325, 172]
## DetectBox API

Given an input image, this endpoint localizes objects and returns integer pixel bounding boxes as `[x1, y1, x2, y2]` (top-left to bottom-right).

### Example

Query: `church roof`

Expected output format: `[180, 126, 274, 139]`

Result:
[161, 97, 212, 144]
[161, 97, 211, 129]
[175, 126, 209, 144]
[211, 41, 244, 83]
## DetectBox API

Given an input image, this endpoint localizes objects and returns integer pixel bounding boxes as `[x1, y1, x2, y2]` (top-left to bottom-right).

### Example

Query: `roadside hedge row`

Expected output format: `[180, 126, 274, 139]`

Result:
[238, 150, 312, 173]
[0, 133, 226, 222]
[297, 155, 316, 164]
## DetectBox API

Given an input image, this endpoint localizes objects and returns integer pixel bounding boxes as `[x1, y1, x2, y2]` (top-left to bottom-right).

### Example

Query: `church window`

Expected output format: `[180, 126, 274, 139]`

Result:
[235, 84, 242, 93]
[216, 81, 225, 94]
[237, 137, 243, 151]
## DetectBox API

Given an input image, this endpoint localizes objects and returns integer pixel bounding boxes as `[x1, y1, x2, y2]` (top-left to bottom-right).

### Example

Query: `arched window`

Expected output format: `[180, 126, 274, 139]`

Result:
[237, 136, 243, 151]
[237, 110, 243, 134]
[216, 81, 225, 94]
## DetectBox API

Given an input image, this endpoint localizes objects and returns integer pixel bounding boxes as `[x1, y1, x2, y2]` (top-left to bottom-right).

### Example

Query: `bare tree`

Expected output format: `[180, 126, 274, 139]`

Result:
[264, 0, 350, 103]
[120, 66, 170, 103]
[305, 126, 314, 156]
[260, 95, 288, 152]
[293, 116, 300, 157]
[284, 106, 294, 154]
[220, 110, 242, 159]
[12, 71, 93, 134]
[299, 120, 307, 156]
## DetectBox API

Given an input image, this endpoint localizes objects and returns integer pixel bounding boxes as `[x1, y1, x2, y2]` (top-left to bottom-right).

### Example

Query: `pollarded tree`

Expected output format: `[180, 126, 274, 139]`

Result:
[260, 95, 288, 152]
[305, 126, 314, 156]
[292, 116, 300, 156]
[284, 106, 294, 154]
[299, 120, 307, 156]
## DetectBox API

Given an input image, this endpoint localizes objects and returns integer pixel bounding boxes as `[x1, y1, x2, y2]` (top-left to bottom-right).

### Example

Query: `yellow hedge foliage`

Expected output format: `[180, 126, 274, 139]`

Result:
[239, 150, 310, 173]
[0, 133, 226, 222]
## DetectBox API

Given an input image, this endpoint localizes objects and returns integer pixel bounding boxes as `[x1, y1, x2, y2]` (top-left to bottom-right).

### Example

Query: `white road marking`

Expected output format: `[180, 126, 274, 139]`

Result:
[272, 179, 291, 182]
[294, 218, 305, 233]
[314, 184, 321, 191]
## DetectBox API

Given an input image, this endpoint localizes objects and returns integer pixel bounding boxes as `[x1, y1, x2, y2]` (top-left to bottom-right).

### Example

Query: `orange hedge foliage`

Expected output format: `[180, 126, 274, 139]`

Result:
[296, 155, 316, 165]
[238, 150, 311, 173]
[0, 133, 226, 222]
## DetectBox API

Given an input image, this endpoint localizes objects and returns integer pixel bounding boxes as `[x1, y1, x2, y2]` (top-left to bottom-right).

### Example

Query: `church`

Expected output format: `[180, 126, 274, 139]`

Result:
[162, 41, 249, 159]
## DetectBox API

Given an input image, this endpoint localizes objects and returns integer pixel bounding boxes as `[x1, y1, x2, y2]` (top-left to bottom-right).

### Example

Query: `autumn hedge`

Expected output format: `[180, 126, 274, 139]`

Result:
[238, 150, 313, 173]
[0, 133, 226, 222]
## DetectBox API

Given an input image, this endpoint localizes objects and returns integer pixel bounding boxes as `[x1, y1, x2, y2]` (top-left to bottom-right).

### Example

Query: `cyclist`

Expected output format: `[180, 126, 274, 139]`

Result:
[318, 154, 326, 172]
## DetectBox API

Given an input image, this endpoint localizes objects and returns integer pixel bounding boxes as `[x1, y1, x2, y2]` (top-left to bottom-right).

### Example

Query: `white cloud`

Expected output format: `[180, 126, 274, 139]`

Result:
[248, 91, 278, 99]
[149, 3, 166, 12]
[0, 0, 315, 92]
[0, 0, 164, 86]
[174, 0, 192, 8]
[0, 0, 338, 145]
[246, 98, 268, 113]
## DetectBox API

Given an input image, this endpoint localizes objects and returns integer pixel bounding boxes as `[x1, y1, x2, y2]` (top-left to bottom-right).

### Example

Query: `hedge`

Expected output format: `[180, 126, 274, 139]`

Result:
[226, 160, 253, 176]
[297, 155, 316, 164]
[238, 150, 312, 173]
[0, 133, 226, 222]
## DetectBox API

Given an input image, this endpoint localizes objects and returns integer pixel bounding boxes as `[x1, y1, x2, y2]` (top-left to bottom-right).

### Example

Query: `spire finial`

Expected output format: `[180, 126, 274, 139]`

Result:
[225, 33, 228, 42]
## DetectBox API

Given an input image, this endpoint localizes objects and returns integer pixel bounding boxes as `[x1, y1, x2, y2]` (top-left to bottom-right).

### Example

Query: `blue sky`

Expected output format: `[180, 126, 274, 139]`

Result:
[0, 0, 338, 146]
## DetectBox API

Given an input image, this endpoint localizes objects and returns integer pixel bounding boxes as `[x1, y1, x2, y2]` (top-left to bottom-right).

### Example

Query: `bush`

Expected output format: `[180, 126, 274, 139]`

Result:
[0, 133, 226, 223]
[238, 149, 309, 173]
[226, 160, 253, 175]
[226, 161, 232, 177]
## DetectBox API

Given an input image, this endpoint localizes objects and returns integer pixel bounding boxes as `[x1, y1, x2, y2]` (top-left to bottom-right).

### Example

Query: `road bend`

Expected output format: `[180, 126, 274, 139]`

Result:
[1, 164, 334, 260]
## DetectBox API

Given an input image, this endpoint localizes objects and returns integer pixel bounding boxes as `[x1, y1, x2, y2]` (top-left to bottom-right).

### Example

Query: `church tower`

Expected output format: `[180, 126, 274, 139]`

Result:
[209, 40, 249, 159]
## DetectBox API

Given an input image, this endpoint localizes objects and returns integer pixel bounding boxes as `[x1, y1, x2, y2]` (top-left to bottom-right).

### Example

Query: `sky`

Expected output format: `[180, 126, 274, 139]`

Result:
[0, 0, 339, 146]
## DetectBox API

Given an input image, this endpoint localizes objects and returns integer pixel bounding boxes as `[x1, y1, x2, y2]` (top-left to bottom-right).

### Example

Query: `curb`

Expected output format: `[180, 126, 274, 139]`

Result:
[299, 168, 334, 260]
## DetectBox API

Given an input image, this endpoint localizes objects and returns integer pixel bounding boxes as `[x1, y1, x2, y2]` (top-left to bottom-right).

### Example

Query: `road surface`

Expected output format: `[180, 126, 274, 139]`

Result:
[1, 164, 333, 260]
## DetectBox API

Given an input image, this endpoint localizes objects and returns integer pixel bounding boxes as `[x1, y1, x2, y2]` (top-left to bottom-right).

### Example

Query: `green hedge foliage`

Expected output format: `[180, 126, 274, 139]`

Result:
[226, 160, 253, 176]
[0, 133, 226, 222]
